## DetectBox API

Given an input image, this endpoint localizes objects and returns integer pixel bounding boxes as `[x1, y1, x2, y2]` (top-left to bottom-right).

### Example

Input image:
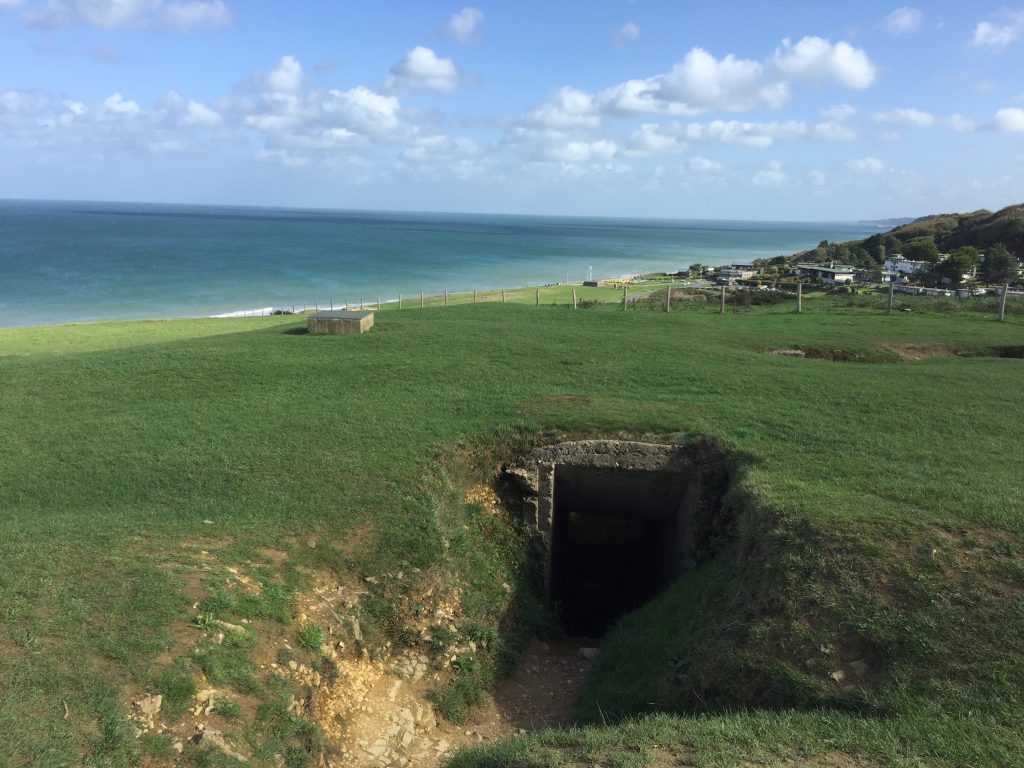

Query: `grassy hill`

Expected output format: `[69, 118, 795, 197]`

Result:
[0, 292, 1022, 767]
[887, 204, 1024, 256]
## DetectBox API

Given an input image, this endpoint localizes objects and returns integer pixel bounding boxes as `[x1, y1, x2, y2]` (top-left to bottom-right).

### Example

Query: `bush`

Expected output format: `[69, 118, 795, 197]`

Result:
[297, 624, 327, 652]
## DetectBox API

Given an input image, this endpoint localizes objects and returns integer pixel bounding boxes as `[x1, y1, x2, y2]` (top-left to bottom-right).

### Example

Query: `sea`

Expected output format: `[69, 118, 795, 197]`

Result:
[0, 199, 881, 328]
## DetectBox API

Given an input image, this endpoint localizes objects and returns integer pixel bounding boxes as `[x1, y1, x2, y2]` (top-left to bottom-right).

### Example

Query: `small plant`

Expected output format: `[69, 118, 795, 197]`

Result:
[297, 624, 327, 652]
[211, 699, 242, 720]
[155, 665, 197, 719]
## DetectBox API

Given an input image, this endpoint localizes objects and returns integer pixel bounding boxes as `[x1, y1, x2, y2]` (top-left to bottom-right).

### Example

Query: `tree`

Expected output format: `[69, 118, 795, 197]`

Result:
[932, 246, 979, 286]
[902, 237, 940, 264]
[980, 243, 1019, 284]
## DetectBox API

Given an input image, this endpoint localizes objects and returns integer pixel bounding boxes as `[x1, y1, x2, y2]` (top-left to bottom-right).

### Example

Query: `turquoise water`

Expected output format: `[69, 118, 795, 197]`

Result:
[0, 200, 880, 327]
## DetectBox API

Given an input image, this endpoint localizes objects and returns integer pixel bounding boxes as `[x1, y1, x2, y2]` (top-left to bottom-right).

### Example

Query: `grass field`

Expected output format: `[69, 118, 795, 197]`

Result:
[0, 292, 1022, 767]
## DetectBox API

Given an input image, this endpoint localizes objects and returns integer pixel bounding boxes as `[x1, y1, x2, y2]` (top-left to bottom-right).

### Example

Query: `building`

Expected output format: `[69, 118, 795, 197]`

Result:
[307, 310, 375, 335]
[885, 257, 928, 276]
[715, 264, 757, 284]
[793, 263, 856, 285]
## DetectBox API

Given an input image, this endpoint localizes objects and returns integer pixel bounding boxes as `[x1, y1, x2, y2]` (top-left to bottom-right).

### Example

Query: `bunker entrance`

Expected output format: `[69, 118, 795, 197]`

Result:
[550, 465, 691, 637]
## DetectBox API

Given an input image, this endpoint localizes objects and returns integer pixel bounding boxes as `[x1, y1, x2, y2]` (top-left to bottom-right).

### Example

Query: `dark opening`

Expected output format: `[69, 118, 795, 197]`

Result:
[550, 465, 691, 637]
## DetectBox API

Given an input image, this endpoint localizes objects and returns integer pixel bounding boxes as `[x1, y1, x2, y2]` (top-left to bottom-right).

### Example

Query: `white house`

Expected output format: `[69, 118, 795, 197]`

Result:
[885, 257, 928, 276]
[793, 263, 856, 285]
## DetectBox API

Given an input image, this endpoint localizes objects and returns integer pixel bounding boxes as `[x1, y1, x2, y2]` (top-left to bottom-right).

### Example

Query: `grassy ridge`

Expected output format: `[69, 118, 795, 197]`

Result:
[0, 295, 1022, 766]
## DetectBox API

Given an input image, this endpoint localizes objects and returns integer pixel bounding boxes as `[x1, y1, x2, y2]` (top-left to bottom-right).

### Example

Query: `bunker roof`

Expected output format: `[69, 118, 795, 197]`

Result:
[310, 310, 375, 319]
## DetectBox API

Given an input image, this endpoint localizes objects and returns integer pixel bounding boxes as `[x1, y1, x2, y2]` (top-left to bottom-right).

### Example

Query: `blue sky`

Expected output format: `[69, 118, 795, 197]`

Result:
[1, 0, 1023, 219]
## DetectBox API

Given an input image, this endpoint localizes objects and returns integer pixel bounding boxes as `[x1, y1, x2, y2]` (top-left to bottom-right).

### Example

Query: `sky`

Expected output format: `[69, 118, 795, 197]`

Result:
[1, 1, 1023, 220]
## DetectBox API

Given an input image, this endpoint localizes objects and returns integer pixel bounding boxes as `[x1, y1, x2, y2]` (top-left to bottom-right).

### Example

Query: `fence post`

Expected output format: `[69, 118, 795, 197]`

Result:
[420, 291, 424, 308]
[665, 280, 672, 312]
[315, 299, 318, 310]
[377, 295, 381, 310]
[501, 289, 506, 303]
[572, 288, 577, 309]
[999, 283, 1009, 321]
[360, 299, 364, 310]
[330, 300, 333, 310]
[444, 290, 448, 307]
[623, 284, 628, 311]
[473, 290, 477, 304]
[796, 283, 802, 314]
[398, 294, 402, 309]
[887, 280, 894, 313]
[536, 288, 540, 306]
[719, 285, 725, 314]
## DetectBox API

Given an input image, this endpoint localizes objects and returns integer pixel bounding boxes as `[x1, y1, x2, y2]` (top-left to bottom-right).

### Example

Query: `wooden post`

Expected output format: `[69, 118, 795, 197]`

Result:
[377, 295, 381, 310]
[665, 280, 672, 312]
[473, 290, 477, 304]
[399, 294, 402, 309]
[330, 300, 333, 310]
[796, 282, 802, 314]
[887, 280, 894, 313]
[572, 288, 577, 309]
[623, 284, 628, 311]
[420, 291, 424, 308]
[536, 288, 540, 306]
[501, 289, 506, 303]
[360, 298, 364, 310]
[999, 283, 1009, 321]
[315, 299, 318, 310]
[444, 290, 448, 307]
[719, 285, 725, 314]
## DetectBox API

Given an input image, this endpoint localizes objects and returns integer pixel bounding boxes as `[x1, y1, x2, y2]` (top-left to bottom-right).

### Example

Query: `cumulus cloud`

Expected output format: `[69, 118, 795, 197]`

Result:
[383, 46, 461, 94]
[993, 107, 1024, 132]
[812, 121, 857, 141]
[846, 156, 885, 173]
[21, 0, 231, 30]
[971, 12, 1024, 48]
[542, 139, 618, 164]
[447, 7, 482, 42]
[533, 36, 876, 123]
[881, 7, 923, 35]
[752, 160, 787, 188]
[614, 21, 640, 47]
[872, 108, 935, 127]
[525, 87, 600, 128]
[771, 37, 876, 89]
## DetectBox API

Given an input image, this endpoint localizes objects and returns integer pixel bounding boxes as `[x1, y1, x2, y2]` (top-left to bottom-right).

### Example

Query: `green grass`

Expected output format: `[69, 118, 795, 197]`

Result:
[0, 294, 1021, 766]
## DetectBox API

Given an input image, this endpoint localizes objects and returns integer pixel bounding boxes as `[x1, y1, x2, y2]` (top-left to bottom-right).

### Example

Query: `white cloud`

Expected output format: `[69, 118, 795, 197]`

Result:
[0, 0, 24, 8]
[526, 86, 600, 128]
[809, 169, 827, 186]
[684, 119, 807, 147]
[447, 7, 482, 43]
[944, 114, 977, 132]
[972, 22, 1017, 47]
[812, 121, 857, 141]
[821, 104, 857, 121]
[846, 156, 885, 173]
[614, 21, 640, 47]
[22, 0, 231, 30]
[772, 36, 876, 89]
[971, 13, 1024, 48]
[688, 156, 722, 174]
[162, 0, 230, 31]
[265, 55, 303, 94]
[872, 108, 934, 127]
[543, 139, 618, 164]
[103, 93, 140, 116]
[160, 91, 221, 127]
[993, 107, 1024, 132]
[524, 36, 875, 126]
[383, 46, 461, 94]
[881, 7, 923, 35]
[752, 160, 787, 188]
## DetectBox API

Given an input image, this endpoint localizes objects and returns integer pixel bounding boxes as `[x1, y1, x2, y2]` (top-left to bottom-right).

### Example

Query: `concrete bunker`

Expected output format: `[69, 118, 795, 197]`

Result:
[503, 440, 735, 637]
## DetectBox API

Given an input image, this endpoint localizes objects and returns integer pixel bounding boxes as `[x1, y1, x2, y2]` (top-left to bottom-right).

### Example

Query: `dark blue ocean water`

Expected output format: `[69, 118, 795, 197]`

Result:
[0, 200, 879, 327]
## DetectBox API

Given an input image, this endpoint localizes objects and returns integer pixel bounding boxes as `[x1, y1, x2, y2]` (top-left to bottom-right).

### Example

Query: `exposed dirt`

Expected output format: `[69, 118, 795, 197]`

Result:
[875, 341, 964, 360]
